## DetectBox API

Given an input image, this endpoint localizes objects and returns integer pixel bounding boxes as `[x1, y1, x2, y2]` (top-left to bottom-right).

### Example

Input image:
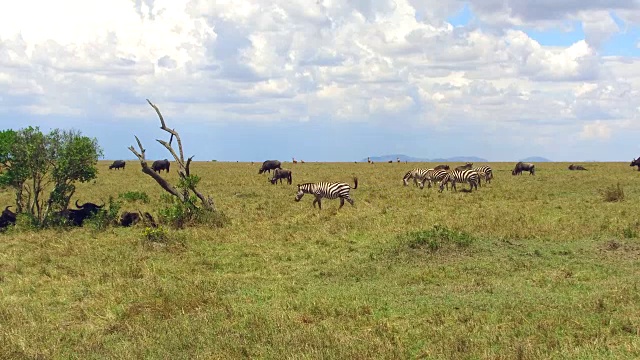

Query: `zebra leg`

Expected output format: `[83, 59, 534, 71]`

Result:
[347, 198, 354, 206]
[339, 198, 345, 209]
[452, 181, 457, 192]
[315, 196, 322, 210]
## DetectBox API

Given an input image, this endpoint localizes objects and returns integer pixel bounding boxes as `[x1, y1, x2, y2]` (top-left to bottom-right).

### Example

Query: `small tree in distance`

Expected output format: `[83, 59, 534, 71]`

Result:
[0, 126, 103, 224]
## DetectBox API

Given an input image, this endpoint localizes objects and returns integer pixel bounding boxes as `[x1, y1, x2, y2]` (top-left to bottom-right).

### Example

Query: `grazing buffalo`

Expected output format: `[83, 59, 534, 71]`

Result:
[455, 162, 473, 171]
[258, 160, 282, 174]
[512, 162, 535, 175]
[119, 211, 141, 227]
[0, 206, 17, 230]
[568, 164, 587, 171]
[270, 168, 292, 185]
[434, 164, 450, 170]
[630, 157, 640, 171]
[109, 160, 126, 170]
[151, 159, 171, 173]
[58, 200, 105, 226]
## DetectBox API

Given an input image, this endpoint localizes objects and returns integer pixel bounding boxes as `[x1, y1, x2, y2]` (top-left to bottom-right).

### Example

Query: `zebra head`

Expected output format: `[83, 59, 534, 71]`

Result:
[295, 185, 305, 202]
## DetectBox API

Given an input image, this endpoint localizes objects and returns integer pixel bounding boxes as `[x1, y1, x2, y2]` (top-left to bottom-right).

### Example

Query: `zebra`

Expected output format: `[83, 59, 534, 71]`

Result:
[403, 168, 431, 187]
[473, 166, 493, 185]
[418, 168, 449, 189]
[295, 177, 358, 210]
[439, 169, 480, 193]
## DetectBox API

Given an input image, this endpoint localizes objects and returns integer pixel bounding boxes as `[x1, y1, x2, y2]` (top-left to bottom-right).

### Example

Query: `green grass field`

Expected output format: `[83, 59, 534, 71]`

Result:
[1, 161, 640, 359]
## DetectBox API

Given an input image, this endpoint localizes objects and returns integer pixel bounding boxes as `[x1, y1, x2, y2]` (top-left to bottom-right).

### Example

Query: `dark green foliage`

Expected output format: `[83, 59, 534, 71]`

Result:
[118, 191, 150, 203]
[403, 225, 474, 252]
[85, 196, 122, 231]
[158, 193, 229, 229]
[0, 127, 102, 225]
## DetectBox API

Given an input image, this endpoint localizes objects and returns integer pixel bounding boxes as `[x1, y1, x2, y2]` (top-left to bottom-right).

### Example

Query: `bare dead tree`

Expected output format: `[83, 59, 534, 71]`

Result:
[128, 99, 215, 211]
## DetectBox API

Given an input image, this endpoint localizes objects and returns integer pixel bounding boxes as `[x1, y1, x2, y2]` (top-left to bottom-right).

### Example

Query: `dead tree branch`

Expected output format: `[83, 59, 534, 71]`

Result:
[128, 100, 216, 211]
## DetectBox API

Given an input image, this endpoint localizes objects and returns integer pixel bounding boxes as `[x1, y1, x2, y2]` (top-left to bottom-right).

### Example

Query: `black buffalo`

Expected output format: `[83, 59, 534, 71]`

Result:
[434, 164, 450, 170]
[512, 162, 535, 175]
[120, 211, 141, 227]
[270, 168, 292, 185]
[0, 206, 17, 230]
[58, 200, 105, 226]
[568, 164, 587, 171]
[152, 159, 171, 173]
[630, 157, 640, 171]
[258, 160, 282, 174]
[109, 160, 126, 170]
[455, 162, 473, 171]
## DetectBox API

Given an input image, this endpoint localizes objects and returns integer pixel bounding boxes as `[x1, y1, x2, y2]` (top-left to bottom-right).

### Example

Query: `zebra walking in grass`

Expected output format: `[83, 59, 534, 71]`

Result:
[473, 165, 493, 186]
[295, 177, 358, 210]
[418, 168, 449, 189]
[403, 168, 432, 187]
[439, 169, 480, 193]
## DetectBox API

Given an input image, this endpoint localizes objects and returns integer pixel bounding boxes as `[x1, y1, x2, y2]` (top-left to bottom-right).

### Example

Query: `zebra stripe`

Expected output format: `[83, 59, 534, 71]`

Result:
[473, 166, 493, 185]
[295, 177, 358, 209]
[439, 170, 480, 192]
[403, 168, 432, 187]
[417, 169, 449, 189]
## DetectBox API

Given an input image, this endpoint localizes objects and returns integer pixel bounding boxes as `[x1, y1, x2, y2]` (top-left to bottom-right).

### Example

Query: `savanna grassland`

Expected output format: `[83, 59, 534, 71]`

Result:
[1, 160, 640, 359]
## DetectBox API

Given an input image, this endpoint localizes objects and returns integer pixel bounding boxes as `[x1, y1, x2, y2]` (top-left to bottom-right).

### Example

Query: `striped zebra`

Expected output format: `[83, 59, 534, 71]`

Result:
[403, 168, 431, 187]
[417, 169, 449, 189]
[295, 177, 358, 210]
[473, 166, 493, 185]
[439, 169, 480, 193]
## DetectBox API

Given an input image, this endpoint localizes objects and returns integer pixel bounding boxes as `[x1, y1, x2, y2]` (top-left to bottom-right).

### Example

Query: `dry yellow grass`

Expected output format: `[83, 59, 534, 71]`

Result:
[1, 160, 640, 359]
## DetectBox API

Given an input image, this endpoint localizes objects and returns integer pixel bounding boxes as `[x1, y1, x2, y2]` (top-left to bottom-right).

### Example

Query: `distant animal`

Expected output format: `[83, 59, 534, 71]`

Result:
[292, 157, 298, 164]
[388, 160, 393, 163]
[119, 211, 141, 227]
[439, 169, 480, 193]
[367, 157, 372, 164]
[630, 158, 640, 171]
[295, 177, 358, 210]
[434, 164, 450, 170]
[568, 164, 587, 171]
[473, 166, 494, 185]
[403, 168, 431, 187]
[512, 162, 535, 175]
[151, 159, 170, 173]
[58, 200, 105, 226]
[396, 157, 400, 163]
[258, 160, 282, 174]
[270, 168, 292, 185]
[0, 206, 17, 229]
[455, 162, 473, 171]
[109, 160, 126, 170]
[301, 160, 305, 164]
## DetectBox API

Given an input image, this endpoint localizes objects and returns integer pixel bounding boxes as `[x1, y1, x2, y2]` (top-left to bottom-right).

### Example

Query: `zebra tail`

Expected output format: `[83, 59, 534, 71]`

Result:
[353, 177, 358, 189]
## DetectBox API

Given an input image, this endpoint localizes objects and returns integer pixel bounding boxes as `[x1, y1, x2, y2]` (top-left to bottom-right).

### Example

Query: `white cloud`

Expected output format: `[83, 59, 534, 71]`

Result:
[579, 120, 613, 140]
[0, 0, 639, 159]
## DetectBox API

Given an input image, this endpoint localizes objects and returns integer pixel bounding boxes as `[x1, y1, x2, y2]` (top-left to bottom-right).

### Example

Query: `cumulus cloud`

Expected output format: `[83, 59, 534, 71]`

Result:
[0, 0, 639, 159]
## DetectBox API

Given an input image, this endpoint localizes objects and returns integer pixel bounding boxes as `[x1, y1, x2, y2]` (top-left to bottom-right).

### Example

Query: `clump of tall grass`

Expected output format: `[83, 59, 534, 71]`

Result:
[601, 183, 624, 202]
[401, 225, 474, 253]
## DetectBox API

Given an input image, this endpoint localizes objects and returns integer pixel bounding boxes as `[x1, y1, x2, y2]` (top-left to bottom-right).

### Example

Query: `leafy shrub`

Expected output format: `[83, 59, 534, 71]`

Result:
[142, 226, 168, 243]
[118, 191, 150, 203]
[158, 194, 229, 229]
[601, 183, 624, 202]
[402, 225, 474, 253]
[86, 196, 122, 231]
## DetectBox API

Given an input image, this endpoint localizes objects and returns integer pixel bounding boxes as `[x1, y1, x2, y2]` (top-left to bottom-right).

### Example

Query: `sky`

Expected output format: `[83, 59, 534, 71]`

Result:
[1, 1, 640, 162]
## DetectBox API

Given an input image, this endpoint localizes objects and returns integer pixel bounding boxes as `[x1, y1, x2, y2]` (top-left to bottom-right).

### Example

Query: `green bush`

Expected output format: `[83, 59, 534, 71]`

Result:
[403, 225, 474, 252]
[158, 194, 229, 229]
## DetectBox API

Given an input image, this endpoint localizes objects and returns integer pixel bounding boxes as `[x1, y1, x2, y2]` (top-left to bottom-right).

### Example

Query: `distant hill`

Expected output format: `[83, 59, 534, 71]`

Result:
[362, 155, 488, 163]
[520, 156, 552, 162]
